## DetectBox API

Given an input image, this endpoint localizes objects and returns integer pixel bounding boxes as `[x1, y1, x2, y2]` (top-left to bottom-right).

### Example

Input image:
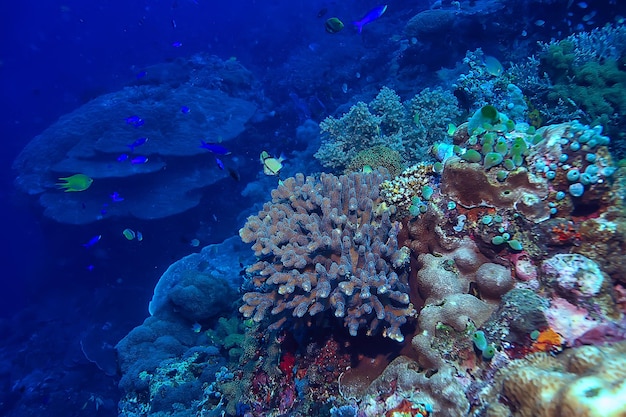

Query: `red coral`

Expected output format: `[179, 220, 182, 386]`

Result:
[549, 221, 581, 245]
[279, 351, 296, 377]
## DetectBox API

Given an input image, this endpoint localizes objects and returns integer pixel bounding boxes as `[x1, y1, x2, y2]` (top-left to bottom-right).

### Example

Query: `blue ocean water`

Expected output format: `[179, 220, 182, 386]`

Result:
[2, 0, 626, 416]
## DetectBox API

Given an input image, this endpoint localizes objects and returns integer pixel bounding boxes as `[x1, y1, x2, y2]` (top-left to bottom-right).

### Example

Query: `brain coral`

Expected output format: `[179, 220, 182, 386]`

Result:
[239, 169, 414, 342]
[346, 145, 403, 177]
[487, 342, 626, 417]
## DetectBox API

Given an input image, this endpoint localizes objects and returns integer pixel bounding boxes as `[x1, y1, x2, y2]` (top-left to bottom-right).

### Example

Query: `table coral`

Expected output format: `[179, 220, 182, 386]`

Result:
[239, 169, 415, 342]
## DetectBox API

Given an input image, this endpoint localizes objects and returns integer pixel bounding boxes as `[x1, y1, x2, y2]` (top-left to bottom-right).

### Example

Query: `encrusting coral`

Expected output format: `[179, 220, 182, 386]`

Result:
[239, 169, 415, 342]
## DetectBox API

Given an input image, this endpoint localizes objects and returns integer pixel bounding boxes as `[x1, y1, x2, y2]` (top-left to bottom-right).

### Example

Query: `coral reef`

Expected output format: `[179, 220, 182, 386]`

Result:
[315, 86, 460, 171]
[362, 356, 469, 416]
[239, 169, 414, 342]
[454, 49, 529, 120]
[119, 107, 626, 417]
[116, 237, 251, 416]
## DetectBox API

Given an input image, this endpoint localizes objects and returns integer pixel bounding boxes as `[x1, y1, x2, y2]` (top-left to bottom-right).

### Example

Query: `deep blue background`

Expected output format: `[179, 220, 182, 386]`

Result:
[1, 0, 409, 319]
[0, 0, 354, 317]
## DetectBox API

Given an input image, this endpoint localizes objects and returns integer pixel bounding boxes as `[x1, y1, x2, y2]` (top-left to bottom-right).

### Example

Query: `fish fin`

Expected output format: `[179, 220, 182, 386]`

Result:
[353, 20, 364, 33]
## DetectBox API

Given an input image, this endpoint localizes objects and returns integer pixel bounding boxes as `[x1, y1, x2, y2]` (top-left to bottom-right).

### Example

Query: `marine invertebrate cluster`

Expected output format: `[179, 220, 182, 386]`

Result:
[421, 113, 616, 244]
[379, 163, 439, 217]
[239, 169, 415, 342]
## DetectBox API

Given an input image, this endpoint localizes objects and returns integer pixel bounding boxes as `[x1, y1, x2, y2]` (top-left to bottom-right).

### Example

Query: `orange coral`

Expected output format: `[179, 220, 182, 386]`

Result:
[531, 328, 564, 354]
[550, 222, 581, 244]
[385, 399, 432, 417]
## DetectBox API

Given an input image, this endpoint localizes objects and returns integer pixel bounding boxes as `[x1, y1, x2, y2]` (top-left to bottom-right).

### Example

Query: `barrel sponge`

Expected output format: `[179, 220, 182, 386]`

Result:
[475, 262, 515, 300]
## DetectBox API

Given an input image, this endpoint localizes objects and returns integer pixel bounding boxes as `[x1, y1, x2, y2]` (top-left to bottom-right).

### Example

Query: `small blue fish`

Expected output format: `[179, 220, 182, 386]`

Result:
[199, 140, 231, 155]
[353, 4, 387, 33]
[110, 192, 124, 202]
[131, 156, 149, 164]
[82, 235, 102, 248]
[136, 70, 147, 79]
[117, 153, 129, 162]
[172, 41, 183, 48]
[125, 115, 144, 127]
[180, 105, 190, 114]
[127, 137, 148, 152]
[215, 157, 225, 170]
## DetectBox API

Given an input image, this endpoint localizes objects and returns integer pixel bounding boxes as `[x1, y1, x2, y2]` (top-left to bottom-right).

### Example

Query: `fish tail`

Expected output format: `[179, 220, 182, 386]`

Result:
[353, 20, 364, 33]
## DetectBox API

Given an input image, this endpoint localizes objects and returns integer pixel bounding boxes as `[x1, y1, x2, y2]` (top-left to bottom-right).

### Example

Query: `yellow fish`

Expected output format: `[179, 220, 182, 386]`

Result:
[260, 151, 285, 176]
[483, 55, 503, 76]
[56, 173, 93, 192]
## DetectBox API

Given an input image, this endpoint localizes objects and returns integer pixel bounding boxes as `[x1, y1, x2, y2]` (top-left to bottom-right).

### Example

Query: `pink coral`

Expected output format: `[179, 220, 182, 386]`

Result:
[510, 252, 538, 282]
[546, 297, 600, 346]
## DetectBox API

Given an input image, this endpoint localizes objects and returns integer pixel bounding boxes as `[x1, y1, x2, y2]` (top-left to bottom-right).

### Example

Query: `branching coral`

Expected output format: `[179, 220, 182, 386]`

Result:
[239, 169, 414, 342]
